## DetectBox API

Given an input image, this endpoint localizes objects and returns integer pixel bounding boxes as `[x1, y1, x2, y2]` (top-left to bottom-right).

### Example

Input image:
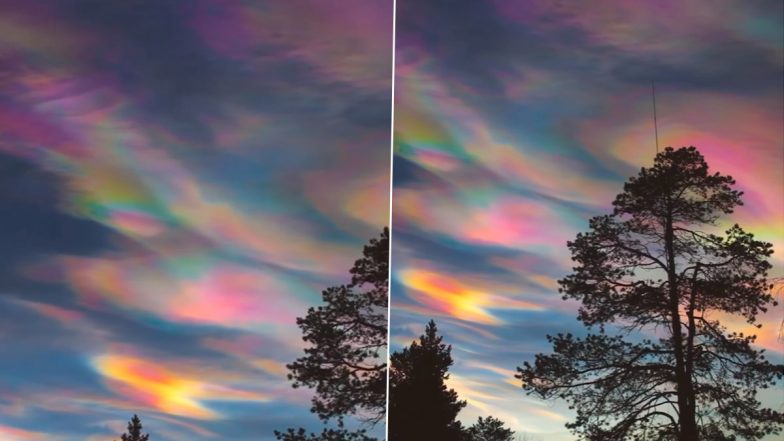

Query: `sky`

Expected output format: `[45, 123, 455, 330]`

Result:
[0, 1, 392, 440]
[390, 1, 784, 439]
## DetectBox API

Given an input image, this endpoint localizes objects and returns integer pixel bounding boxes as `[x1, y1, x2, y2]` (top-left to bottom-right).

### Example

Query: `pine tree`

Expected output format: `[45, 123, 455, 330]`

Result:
[274, 427, 376, 441]
[389, 320, 467, 441]
[466, 416, 515, 441]
[517, 147, 784, 440]
[116, 414, 149, 441]
[276, 228, 389, 440]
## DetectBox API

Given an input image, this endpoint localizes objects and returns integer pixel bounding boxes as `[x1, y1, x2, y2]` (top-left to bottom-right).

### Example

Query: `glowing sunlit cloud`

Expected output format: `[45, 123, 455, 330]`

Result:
[250, 358, 289, 378]
[395, 187, 578, 260]
[93, 355, 217, 420]
[341, 172, 392, 229]
[302, 136, 392, 232]
[394, 66, 619, 206]
[530, 407, 569, 422]
[576, 90, 784, 266]
[0, 425, 54, 441]
[446, 373, 566, 432]
[461, 123, 618, 208]
[394, 101, 466, 173]
[3, 69, 361, 277]
[167, 174, 356, 276]
[445, 374, 500, 413]
[399, 269, 500, 325]
[59, 254, 308, 330]
[0, 388, 217, 438]
[92, 354, 269, 420]
[465, 362, 520, 387]
[398, 268, 543, 325]
[710, 311, 784, 355]
[0, 1, 392, 438]
[391, 1, 782, 438]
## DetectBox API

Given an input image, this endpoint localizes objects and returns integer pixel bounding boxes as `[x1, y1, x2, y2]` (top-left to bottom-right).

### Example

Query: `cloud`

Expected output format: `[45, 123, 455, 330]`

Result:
[392, 0, 783, 437]
[0, 1, 391, 438]
[92, 353, 269, 420]
[0, 425, 55, 441]
[397, 268, 543, 325]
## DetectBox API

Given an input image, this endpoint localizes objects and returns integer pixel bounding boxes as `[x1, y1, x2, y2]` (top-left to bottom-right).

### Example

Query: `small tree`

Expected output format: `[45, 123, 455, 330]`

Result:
[389, 320, 467, 441]
[116, 414, 149, 441]
[274, 427, 375, 441]
[276, 229, 388, 439]
[517, 147, 784, 440]
[466, 416, 515, 441]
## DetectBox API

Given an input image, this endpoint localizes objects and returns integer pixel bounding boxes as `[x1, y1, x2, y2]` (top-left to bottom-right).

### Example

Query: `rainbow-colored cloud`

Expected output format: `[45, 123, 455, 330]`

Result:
[0, 1, 391, 439]
[392, 1, 783, 439]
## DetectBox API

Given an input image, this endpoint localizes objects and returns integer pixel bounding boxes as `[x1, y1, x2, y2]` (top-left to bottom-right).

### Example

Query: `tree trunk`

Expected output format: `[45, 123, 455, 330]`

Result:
[664, 211, 698, 440]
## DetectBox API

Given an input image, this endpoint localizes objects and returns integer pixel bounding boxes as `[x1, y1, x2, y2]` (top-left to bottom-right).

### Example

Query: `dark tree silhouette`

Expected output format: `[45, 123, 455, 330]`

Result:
[274, 427, 376, 441]
[466, 416, 515, 441]
[276, 228, 388, 440]
[116, 414, 149, 441]
[517, 147, 784, 440]
[389, 320, 467, 441]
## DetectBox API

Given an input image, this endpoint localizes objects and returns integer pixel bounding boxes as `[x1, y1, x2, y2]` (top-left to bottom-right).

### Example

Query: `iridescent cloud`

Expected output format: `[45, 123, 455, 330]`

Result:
[0, 1, 391, 439]
[92, 353, 269, 420]
[398, 268, 542, 325]
[0, 425, 54, 441]
[392, 1, 783, 439]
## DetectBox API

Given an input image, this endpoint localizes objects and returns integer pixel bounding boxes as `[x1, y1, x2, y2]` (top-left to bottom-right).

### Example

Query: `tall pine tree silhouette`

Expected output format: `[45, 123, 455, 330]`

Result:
[116, 414, 149, 441]
[276, 229, 388, 440]
[518, 147, 784, 440]
[389, 320, 466, 441]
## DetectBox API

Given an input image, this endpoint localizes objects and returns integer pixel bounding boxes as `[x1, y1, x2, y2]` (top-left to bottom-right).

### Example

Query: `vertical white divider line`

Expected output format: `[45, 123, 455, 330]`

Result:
[384, 0, 397, 440]
[384, 0, 397, 439]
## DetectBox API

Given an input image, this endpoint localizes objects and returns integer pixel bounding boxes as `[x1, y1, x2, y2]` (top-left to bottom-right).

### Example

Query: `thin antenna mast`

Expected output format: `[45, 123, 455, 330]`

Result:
[651, 80, 659, 154]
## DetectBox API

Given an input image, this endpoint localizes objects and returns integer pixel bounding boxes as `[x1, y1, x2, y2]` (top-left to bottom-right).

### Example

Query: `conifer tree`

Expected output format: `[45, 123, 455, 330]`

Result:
[389, 320, 467, 441]
[116, 414, 149, 441]
[518, 147, 784, 440]
[466, 416, 515, 441]
[274, 427, 375, 441]
[276, 229, 389, 440]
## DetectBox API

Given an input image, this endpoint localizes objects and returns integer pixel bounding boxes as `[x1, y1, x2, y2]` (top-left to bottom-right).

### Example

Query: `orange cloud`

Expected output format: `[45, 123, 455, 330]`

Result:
[398, 269, 543, 325]
[399, 269, 500, 324]
[465, 361, 520, 387]
[92, 354, 269, 420]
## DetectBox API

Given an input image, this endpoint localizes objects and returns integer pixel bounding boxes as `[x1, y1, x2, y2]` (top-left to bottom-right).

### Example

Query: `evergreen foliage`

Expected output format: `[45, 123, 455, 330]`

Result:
[116, 414, 149, 441]
[517, 147, 784, 440]
[276, 229, 389, 440]
[389, 320, 467, 441]
[466, 416, 515, 441]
